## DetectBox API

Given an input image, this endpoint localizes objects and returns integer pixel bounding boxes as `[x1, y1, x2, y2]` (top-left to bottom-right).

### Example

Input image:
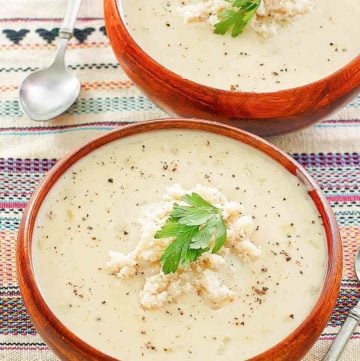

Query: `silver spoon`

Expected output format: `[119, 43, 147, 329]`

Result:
[19, 0, 82, 121]
[323, 247, 360, 361]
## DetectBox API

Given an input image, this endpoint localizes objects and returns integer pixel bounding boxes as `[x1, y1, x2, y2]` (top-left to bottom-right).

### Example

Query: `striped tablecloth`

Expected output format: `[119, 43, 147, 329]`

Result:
[0, 1, 359, 360]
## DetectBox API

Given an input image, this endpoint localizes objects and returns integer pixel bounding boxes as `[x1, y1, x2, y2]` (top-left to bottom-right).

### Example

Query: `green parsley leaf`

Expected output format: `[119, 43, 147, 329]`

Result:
[214, 0, 261, 37]
[210, 214, 227, 253]
[185, 247, 209, 265]
[160, 227, 197, 274]
[190, 214, 226, 253]
[154, 217, 187, 239]
[157, 192, 227, 274]
[182, 193, 214, 208]
[172, 204, 216, 225]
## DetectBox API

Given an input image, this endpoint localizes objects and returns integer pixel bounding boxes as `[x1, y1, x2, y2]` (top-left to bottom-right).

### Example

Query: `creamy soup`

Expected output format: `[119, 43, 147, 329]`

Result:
[119, 0, 360, 92]
[32, 130, 327, 360]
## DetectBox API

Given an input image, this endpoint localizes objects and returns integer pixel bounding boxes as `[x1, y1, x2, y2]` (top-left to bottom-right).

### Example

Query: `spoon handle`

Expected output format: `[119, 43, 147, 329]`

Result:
[323, 300, 360, 361]
[61, 0, 82, 36]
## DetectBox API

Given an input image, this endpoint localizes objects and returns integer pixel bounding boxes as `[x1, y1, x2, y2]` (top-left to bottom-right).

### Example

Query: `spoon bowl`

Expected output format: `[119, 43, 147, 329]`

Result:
[19, 64, 81, 121]
[18, 0, 82, 121]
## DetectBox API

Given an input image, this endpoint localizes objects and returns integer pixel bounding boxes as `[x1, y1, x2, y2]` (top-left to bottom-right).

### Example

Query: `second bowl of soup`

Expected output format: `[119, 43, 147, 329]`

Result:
[104, 0, 360, 135]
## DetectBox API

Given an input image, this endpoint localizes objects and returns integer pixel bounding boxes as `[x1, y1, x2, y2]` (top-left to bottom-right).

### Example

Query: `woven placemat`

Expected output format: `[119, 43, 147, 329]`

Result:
[0, 1, 359, 360]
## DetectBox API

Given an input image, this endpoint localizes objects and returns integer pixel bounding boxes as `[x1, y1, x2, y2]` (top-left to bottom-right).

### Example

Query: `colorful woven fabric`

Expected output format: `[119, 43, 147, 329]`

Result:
[0, 0, 359, 360]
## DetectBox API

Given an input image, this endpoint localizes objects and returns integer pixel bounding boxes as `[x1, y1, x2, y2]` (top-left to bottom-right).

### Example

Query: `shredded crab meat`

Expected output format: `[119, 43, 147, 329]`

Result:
[107, 251, 138, 278]
[107, 184, 260, 309]
[198, 269, 237, 304]
[177, 0, 318, 37]
[177, 0, 230, 26]
[139, 272, 192, 309]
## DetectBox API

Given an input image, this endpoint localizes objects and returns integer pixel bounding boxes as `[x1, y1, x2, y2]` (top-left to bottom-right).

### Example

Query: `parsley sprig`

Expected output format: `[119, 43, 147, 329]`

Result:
[214, 0, 261, 37]
[155, 193, 227, 274]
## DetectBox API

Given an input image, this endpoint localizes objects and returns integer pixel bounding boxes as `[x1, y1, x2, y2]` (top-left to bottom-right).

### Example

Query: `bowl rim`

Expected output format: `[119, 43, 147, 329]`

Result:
[112, 0, 360, 100]
[17, 119, 342, 361]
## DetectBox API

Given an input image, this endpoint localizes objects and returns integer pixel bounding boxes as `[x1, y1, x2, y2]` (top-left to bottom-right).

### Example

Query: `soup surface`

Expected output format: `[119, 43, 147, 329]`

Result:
[33, 129, 327, 360]
[120, 0, 359, 92]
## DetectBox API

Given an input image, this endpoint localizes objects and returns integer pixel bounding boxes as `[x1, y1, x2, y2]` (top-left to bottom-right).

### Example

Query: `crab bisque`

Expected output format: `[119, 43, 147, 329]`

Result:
[32, 129, 327, 360]
[120, 0, 360, 92]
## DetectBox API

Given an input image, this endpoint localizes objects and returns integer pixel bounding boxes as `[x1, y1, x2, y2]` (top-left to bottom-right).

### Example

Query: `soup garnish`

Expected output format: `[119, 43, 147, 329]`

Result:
[157, 191, 227, 274]
[214, 0, 261, 37]
[107, 184, 260, 310]
[179, 0, 318, 37]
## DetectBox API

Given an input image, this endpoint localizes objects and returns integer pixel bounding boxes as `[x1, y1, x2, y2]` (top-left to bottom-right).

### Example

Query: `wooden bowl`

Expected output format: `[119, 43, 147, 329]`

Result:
[17, 119, 342, 360]
[104, 0, 360, 136]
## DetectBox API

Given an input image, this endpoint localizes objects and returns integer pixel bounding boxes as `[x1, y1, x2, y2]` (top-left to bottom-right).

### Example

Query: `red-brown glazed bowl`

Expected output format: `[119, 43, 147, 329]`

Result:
[104, 0, 360, 136]
[17, 119, 342, 360]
